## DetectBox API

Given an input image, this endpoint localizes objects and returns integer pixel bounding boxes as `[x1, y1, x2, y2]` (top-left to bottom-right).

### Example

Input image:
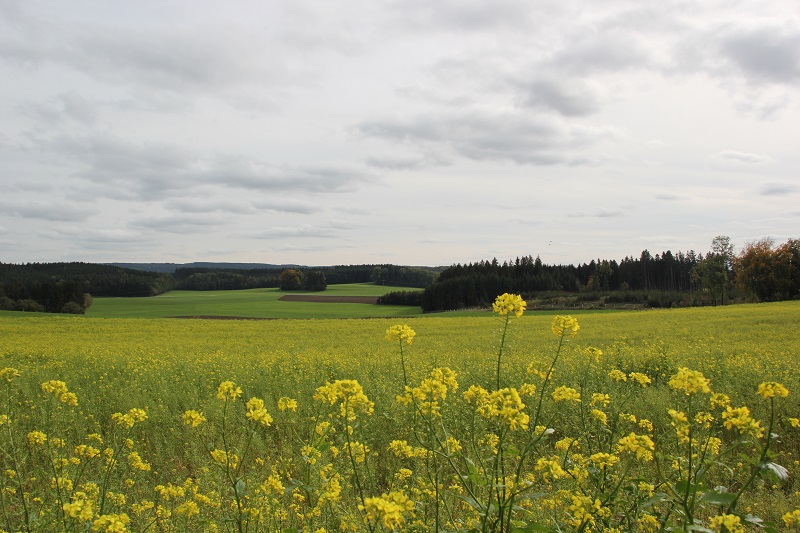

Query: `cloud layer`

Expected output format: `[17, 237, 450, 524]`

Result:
[1, 0, 798, 265]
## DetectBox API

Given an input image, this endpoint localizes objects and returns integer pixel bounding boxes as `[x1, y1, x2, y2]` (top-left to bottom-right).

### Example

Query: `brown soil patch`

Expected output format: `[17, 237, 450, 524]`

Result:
[278, 294, 378, 304]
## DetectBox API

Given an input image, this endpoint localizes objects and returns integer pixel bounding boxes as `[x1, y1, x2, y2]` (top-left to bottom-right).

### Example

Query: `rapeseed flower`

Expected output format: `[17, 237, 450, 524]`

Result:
[709, 513, 745, 533]
[492, 293, 527, 317]
[385, 324, 416, 344]
[63, 497, 94, 521]
[277, 396, 298, 411]
[722, 406, 763, 437]
[182, 410, 206, 427]
[616, 432, 655, 461]
[757, 381, 789, 399]
[111, 408, 147, 429]
[669, 367, 711, 395]
[314, 379, 374, 420]
[245, 397, 273, 426]
[91, 513, 130, 532]
[0, 367, 20, 382]
[359, 491, 414, 529]
[551, 315, 579, 337]
[216, 381, 242, 402]
[783, 509, 800, 527]
[552, 385, 581, 402]
[27, 430, 47, 446]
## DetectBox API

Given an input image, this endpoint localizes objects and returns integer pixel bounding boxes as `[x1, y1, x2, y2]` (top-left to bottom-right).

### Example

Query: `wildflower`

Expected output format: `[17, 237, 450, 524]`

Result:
[608, 369, 627, 382]
[155, 483, 185, 501]
[519, 383, 537, 396]
[245, 397, 273, 426]
[127, 452, 151, 471]
[277, 396, 298, 411]
[535, 457, 567, 482]
[111, 408, 147, 429]
[589, 452, 619, 469]
[209, 449, 239, 470]
[216, 381, 242, 402]
[359, 491, 414, 529]
[551, 315, 579, 337]
[629, 372, 651, 387]
[784, 510, 800, 527]
[314, 379, 375, 420]
[0, 414, 8, 425]
[555, 437, 578, 452]
[175, 501, 200, 518]
[75, 444, 101, 458]
[757, 382, 789, 399]
[637, 514, 660, 532]
[668, 409, 690, 443]
[789, 418, 800, 428]
[709, 514, 745, 533]
[616, 432, 655, 461]
[91, 513, 130, 532]
[396, 368, 457, 417]
[63, 497, 94, 521]
[385, 324, 416, 344]
[591, 393, 610, 407]
[182, 410, 206, 428]
[710, 393, 730, 410]
[472, 387, 530, 430]
[27, 430, 47, 446]
[552, 385, 581, 403]
[591, 409, 608, 425]
[492, 293, 526, 317]
[722, 406, 763, 438]
[583, 346, 603, 362]
[668, 367, 711, 395]
[0, 367, 21, 382]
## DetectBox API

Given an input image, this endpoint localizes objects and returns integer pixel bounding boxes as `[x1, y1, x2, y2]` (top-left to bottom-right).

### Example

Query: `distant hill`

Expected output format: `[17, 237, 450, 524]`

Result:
[107, 262, 303, 273]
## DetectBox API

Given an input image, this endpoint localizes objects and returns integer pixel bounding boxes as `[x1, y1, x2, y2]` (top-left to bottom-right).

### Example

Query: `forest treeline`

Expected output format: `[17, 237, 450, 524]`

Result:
[0, 262, 439, 313]
[420, 237, 800, 312]
[0, 262, 176, 314]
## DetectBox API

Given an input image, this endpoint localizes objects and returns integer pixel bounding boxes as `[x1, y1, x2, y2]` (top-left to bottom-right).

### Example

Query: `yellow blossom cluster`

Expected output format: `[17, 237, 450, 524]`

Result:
[464, 386, 530, 430]
[41, 379, 79, 406]
[668, 367, 711, 395]
[314, 379, 375, 420]
[492, 293, 527, 317]
[111, 408, 147, 429]
[397, 368, 458, 417]
[757, 381, 789, 399]
[182, 409, 207, 427]
[359, 491, 414, 529]
[216, 380, 242, 402]
[551, 315, 579, 337]
[245, 397, 273, 426]
[385, 324, 416, 344]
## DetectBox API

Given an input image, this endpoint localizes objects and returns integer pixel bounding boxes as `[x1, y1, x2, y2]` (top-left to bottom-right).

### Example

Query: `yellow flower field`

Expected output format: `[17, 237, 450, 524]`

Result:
[0, 301, 799, 531]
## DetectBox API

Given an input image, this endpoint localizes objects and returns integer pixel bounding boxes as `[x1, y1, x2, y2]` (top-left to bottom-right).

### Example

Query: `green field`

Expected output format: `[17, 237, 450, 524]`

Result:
[83, 283, 424, 318]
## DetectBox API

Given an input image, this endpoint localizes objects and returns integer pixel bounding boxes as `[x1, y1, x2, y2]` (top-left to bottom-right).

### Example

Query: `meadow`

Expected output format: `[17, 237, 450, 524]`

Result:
[0, 298, 799, 532]
[82, 283, 424, 319]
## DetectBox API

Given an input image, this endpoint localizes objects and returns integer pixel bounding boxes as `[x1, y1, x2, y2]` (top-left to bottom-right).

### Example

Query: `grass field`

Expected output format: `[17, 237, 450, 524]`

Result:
[83, 283, 425, 318]
[1, 299, 799, 531]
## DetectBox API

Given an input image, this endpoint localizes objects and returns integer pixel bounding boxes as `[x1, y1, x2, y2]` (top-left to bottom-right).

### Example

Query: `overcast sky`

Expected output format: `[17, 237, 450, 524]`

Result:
[1, 0, 798, 267]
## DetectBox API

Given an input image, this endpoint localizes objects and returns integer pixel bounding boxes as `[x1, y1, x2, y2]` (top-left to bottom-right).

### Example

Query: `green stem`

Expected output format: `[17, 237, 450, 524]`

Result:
[726, 397, 775, 514]
[496, 315, 510, 390]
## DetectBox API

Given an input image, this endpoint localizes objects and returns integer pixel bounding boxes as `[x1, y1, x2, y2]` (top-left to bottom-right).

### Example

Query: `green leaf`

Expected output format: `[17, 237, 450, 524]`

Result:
[511, 521, 554, 532]
[700, 490, 736, 505]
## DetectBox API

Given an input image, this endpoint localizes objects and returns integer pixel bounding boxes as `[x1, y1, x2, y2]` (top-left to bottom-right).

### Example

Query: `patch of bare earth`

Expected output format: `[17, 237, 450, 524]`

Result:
[278, 294, 379, 304]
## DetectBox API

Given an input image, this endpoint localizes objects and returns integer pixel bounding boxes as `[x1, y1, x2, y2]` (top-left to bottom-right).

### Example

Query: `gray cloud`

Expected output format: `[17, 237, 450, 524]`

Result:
[519, 78, 601, 117]
[130, 214, 229, 233]
[719, 24, 800, 84]
[255, 224, 339, 239]
[0, 201, 97, 222]
[715, 150, 770, 163]
[760, 183, 797, 196]
[358, 111, 615, 165]
[35, 133, 376, 200]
